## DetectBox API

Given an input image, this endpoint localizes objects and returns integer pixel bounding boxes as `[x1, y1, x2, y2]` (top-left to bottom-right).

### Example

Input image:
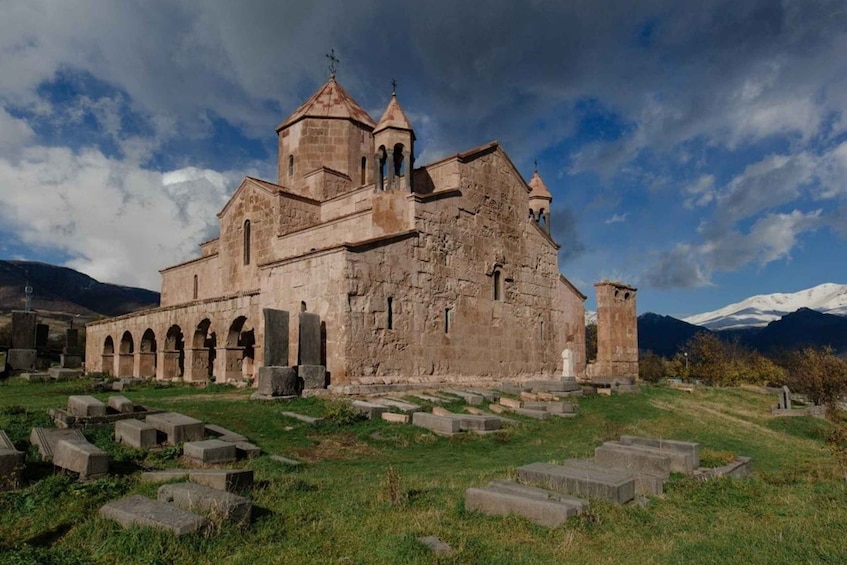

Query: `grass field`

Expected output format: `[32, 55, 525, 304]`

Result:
[1, 378, 845, 564]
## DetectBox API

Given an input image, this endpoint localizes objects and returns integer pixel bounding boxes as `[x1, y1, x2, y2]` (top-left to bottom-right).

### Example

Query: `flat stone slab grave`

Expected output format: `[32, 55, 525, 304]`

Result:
[30, 427, 86, 460]
[145, 412, 205, 444]
[107, 395, 134, 414]
[619, 436, 700, 469]
[68, 395, 106, 418]
[53, 439, 108, 480]
[563, 457, 665, 497]
[114, 419, 158, 449]
[371, 398, 422, 413]
[598, 441, 696, 475]
[49, 368, 83, 380]
[190, 469, 254, 492]
[0, 430, 25, 490]
[204, 424, 247, 443]
[159, 482, 252, 525]
[516, 461, 636, 504]
[465, 480, 588, 528]
[100, 495, 207, 536]
[412, 412, 461, 436]
[280, 412, 323, 425]
[184, 439, 237, 464]
[441, 390, 484, 405]
[352, 400, 388, 419]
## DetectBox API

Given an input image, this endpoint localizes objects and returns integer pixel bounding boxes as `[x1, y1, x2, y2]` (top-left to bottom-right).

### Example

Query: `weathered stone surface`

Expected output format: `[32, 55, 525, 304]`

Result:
[115, 419, 158, 449]
[456, 415, 501, 432]
[499, 397, 522, 409]
[183, 439, 237, 464]
[146, 412, 205, 444]
[108, 395, 134, 413]
[371, 398, 421, 413]
[68, 395, 107, 418]
[297, 312, 321, 366]
[488, 403, 507, 414]
[587, 282, 638, 380]
[11, 311, 36, 349]
[619, 436, 700, 469]
[410, 393, 445, 404]
[297, 364, 327, 389]
[19, 372, 50, 382]
[190, 469, 254, 492]
[517, 461, 635, 504]
[204, 424, 248, 443]
[0, 431, 25, 490]
[263, 308, 290, 366]
[99, 495, 207, 536]
[59, 354, 83, 369]
[234, 441, 261, 458]
[418, 536, 453, 556]
[412, 412, 461, 435]
[525, 379, 581, 393]
[352, 400, 388, 419]
[466, 389, 500, 402]
[158, 482, 252, 525]
[257, 366, 299, 396]
[54, 439, 109, 480]
[381, 412, 409, 424]
[140, 470, 190, 483]
[465, 480, 586, 527]
[594, 444, 673, 478]
[30, 427, 86, 460]
[443, 389, 483, 405]
[280, 411, 323, 425]
[694, 456, 753, 480]
[487, 480, 590, 512]
[49, 368, 82, 380]
[557, 458, 664, 497]
[431, 406, 452, 416]
[7, 349, 37, 371]
[512, 407, 550, 420]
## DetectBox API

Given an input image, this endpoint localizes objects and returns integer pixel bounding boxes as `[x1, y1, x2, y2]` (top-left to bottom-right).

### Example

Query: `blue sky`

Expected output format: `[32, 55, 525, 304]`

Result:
[1, 1, 846, 317]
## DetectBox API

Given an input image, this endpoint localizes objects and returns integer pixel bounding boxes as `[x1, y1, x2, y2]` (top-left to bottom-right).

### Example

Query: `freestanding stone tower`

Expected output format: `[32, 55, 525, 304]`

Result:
[592, 281, 638, 379]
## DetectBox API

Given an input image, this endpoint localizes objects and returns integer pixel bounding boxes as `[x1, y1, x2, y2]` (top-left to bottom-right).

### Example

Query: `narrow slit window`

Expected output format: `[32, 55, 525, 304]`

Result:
[193, 275, 198, 300]
[540, 321, 545, 341]
[243, 219, 251, 265]
[493, 270, 502, 301]
[387, 297, 393, 329]
[444, 308, 451, 334]
[361, 156, 367, 185]
[288, 154, 294, 177]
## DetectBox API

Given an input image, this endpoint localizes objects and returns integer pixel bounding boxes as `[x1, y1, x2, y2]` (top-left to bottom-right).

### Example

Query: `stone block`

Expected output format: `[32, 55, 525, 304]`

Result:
[234, 441, 261, 458]
[30, 427, 86, 460]
[7, 349, 37, 371]
[619, 436, 700, 469]
[68, 395, 107, 418]
[442, 389, 483, 405]
[560, 458, 664, 497]
[60, 354, 83, 369]
[488, 403, 507, 414]
[412, 412, 461, 435]
[486, 480, 590, 512]
[520, 392, 539, 401]
[140, 470, 190, 484]
[49, 368, 82, 380]
[20, 372, 50, 382]
[381, 412, 409, 424]
[158, 482, 252, 525]
[204, 424, 248, 443]
[694, 456, 752, 480]
[115, 419, 158, 449]
[146, 412, 205, 444]
[281, 411, 323, 425]
[297, 365, 326, 389]
[467, 389, 500, 401]
[0, 431, 25, 490]
[512, 408, 550, 420]
[183, 439, 237, 464]
[431, 406, 452, 416]
[297, 312, 322, 366]
[602, 441, 695, 474]
[372, 398, 421, 413]
[11, 311, 36, 349]
[465, 481, 586, 528]
[54, 439, 109, 480]
[257, 366, 299, 396]
[262, 308, 290, 366]
[99, 495, 207, 536]
[352, 400, 388, 419]
[594, 444, 673, 478]
[499, 397, 522, 409]
[107, 395, 135, 413]
[190, 469, 254, 492]
[457, 415, 501, 432]
[516, 461, 635, 504]
[527, 379, 581, 393]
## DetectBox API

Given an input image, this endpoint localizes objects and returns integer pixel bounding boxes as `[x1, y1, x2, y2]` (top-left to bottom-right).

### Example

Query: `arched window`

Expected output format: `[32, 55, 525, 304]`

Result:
[288, 155, 294, 177]
[361, 156, 367, 185]
[493, 269, 503, 301]
[393, 143, 405, 176]
[300, 301, 307, 312]
[193, 274, 198, 300]
[387, 297, 393, 330]
[444, 307, 452, 334]
[243, 219, 251, 265]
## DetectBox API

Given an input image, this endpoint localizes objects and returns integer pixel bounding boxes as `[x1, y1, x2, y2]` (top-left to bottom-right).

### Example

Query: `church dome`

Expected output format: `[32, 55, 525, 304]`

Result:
[528, 170, 552, 200]
[374, 94, 415, 137]
[276, 77, 376, 131]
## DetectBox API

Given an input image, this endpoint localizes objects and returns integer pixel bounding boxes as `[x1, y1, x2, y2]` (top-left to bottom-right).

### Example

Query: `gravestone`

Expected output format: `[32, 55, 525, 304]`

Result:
[11, 311, 36, 349]
[297, 312, 321, 365]
[779, 386, 792, 410]
[562, 348, 575, 379]
[61, 328, 83, 369]
[99, 495, 207, 536]
[35, 324, 49, 349]
[262, 309, 289, 367]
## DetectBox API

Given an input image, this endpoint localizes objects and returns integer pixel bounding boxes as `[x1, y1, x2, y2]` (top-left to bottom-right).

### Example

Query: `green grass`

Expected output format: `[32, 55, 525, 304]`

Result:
[1, 378, 846, 564]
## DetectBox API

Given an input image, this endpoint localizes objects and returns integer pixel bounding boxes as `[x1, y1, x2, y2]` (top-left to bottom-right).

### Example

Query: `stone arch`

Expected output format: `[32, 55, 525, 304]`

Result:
[102, 336, 115, 376]
[188, 318, 217, 382]
[162, 324, 185, 380]
[224, 316, 255, 382]
[393, 143, 405, 176]
[139, 328, 157, 378]
[117, 331, 135, 377]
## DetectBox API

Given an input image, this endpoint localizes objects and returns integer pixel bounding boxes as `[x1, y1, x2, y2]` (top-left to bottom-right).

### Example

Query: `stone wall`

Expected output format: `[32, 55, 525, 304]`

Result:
[160, 254, 221, 307]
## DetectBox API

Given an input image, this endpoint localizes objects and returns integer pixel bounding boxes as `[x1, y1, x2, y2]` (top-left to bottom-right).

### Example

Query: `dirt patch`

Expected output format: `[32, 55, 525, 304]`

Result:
[292, 432, 379, 463]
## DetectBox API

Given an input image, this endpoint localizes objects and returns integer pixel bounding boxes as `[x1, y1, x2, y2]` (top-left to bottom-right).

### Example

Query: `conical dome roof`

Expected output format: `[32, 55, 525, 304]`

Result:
[374, 94, 414, 137]
[528, 170, 552, 200]
[276, 77, 376, 131]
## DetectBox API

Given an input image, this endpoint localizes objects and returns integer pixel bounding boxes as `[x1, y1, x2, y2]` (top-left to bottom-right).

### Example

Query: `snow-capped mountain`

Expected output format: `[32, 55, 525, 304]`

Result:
[585, 310, 597, 325]
[683, 283, 847, 330]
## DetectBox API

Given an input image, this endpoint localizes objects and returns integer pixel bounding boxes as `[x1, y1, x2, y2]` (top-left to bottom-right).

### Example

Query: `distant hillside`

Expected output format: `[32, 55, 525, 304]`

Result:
[0, 260, 159, 317]
[637, 313, 709, 357]
[746, 308, 847, 354]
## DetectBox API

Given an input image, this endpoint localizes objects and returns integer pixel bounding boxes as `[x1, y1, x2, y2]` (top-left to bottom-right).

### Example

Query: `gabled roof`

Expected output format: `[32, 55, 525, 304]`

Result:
[217, 177, 319, 218]
[374, 94, 415, 137]
[528, 170, 552, 200]
[276, 77, 376, 131]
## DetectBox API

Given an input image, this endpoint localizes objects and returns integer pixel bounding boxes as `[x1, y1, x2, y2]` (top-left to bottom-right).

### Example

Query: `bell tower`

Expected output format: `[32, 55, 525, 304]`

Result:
[373, 82, 415, 191]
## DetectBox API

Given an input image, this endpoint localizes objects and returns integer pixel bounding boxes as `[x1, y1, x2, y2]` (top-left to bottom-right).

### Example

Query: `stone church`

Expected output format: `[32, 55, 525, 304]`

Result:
[85, 74, 623, 388]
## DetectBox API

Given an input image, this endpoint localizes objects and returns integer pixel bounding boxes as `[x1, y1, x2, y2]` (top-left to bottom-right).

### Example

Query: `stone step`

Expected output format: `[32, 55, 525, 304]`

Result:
[352, 400, 389, 419]
[158, 482, 252, 525]
[100, 495, 207, 536]
[557, 458, 664, 496]
[465, 481, 586, 527]
[30, 427, 86, 461]
[516, 461, 636, 503]
[619, 436, 700, 469]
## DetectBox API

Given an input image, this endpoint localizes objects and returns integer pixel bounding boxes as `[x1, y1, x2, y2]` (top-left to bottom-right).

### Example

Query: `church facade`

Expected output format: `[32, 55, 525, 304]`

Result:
[85, 76, 589, 387]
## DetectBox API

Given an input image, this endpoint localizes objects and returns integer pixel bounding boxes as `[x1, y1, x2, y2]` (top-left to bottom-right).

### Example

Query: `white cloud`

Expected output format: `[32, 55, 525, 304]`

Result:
[682, 174, 715, 209]
[604, 213, 628, 224]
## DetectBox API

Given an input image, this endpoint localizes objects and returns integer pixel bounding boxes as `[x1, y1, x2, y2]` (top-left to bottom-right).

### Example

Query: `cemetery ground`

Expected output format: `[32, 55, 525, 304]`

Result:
[1, 379, 846, 565]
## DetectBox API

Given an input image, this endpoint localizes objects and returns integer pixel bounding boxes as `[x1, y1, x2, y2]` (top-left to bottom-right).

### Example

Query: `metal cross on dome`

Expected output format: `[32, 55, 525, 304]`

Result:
[392, 79, 397, 95]
[326, 49, 339, 78]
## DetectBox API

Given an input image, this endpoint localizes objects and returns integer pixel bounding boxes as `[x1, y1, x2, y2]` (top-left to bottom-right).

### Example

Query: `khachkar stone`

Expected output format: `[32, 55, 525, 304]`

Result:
[61, 328, 83, 369]
[8, 311, 37, 371]
[593, 281, 639, 380]
[35, 323, 49, 350]
[297, 312, 326, 389]
[263, 309, 289, 367]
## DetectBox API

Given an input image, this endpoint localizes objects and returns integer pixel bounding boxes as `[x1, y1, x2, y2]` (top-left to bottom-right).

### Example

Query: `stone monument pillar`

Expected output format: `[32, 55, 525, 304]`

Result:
[593, 281, 639, 380]
[7, 311, 37, 372]
[561, 348, 575, 380]
[297, 311, 326, 390]
[255, 309, 298, 398]
[61, 328, 83, 369]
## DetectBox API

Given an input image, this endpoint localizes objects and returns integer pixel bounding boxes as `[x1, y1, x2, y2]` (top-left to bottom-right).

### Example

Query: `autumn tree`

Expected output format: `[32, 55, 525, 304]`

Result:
[786, 347, 847, 409]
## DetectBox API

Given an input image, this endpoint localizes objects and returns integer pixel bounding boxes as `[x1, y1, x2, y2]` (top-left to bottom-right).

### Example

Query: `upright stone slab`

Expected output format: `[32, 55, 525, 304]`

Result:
[54, 439, 109, 480]
[263, 309, 289, 366]
[256, 366, 299, 396]
[516, 461, 636, 504]
[11, 311, 36, 349]
[183, 439, 237, 464]
[68, 395, 107, 418]
[6, 349, 37, 371]
[0, 430, 25, 490]
[780, 386, 792, 410]
[99, 495, 207, 536]
[145, 412, 205, 444]
[30, 427, 86, 460]
[158, 482, 252, 525]
[115, 419, 158, 449]
[297, 312, 321, 366]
